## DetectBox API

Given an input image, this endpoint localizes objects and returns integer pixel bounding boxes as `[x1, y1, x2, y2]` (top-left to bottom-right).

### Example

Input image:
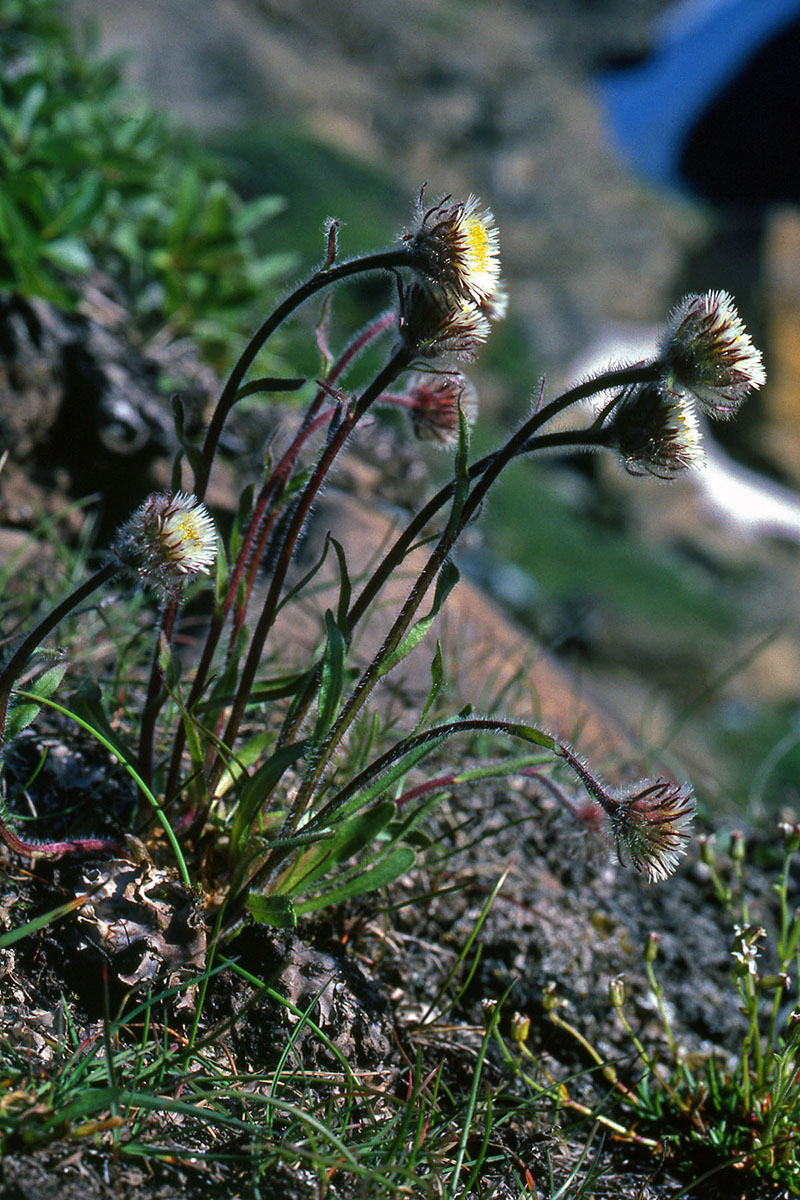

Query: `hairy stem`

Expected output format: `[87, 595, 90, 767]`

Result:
[206, 345, 414, 793]
[193, 252, 412, 500]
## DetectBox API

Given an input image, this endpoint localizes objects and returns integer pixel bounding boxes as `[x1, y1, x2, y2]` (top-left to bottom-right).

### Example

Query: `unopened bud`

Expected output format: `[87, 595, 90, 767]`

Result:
[608, 976, 625, 1009]
[730, 830, 745, 862]
[779, 821, 800, 854]
[758, 973, 791, 993]
[510, 1011, 531, 1045]
[699, 835, 716, 867]
[480, 998, 497, 1026]
[645, 932, 660, 964]
[542, 983, 558, 1014]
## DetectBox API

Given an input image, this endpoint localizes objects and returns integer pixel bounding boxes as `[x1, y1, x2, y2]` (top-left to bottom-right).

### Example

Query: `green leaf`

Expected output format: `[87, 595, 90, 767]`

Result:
[41, 175, 104, 239]
[40, 236, 93, 273]
[0, 894, 87, 950]
[14, 81, 46, 145]
[213, 533, 229, 608]
[229, 741, 308, 859]
[245, 893, 297, 929]
[67, 679, 137, 766]
[312, 610, 346, 747]
[275, 521, 331, 614]
[214, 729, 274, 799]
[5, 660, 68, 739]
[416, 640, 446, 732]
[233, 193, 285, 235]
[285, 799, 396, 896]
[329, 537, 352, 630]
[228, 482, 255, 562]
[295, 846, 416, 915]
[377, 560, 459, 678]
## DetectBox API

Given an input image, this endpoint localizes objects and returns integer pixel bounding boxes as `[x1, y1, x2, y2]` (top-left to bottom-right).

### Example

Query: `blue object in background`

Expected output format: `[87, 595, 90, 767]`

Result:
[598, 0, 800, 202]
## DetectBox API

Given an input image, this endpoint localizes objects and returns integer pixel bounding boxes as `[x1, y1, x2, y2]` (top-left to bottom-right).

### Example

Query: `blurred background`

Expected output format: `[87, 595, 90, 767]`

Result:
[27, 0, 800, 811]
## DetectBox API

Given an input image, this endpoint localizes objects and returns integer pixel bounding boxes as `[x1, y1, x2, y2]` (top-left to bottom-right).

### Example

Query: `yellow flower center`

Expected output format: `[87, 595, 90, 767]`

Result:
[465, 218, 491, 272]
[176, 515, 203, 547]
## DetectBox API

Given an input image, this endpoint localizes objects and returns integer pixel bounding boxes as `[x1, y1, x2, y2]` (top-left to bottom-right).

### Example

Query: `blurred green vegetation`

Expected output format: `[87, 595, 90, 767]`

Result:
[0, 0, 292, 370]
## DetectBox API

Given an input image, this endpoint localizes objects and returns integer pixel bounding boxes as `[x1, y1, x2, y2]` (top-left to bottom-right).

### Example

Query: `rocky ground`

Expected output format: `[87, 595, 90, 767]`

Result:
[4, 2, 800, 1196]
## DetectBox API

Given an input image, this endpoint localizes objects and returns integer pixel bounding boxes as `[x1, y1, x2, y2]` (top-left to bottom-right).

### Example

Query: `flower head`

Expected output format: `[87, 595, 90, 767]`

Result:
[557, 742, 695, 882]
[398, 281, 490, 362]
[607, 381, 706, 478]
[406, 371, 479, 446]
[660, 290, 766, 419]
[606, 778, 696, 882]
[112, 491, 217, 594]
[404, 191, 503, 312]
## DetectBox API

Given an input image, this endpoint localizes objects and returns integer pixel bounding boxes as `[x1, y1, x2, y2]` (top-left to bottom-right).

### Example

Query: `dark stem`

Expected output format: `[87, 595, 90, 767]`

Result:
[280, 364, 657, 819]
[164, 314, 396, 805]
[346, 362, 657, 631]
[193, 252, 412, 501]
[136, 595, 179, 787]
[206, 345, 415, 793]
[0, 560, 119, 744]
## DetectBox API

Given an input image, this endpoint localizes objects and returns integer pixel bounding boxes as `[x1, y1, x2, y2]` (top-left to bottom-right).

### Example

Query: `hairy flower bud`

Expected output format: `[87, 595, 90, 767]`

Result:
[404, 190, 503, 312]
[557, 743, 695, 882]
[112, 491, 217, 594]
[398, 282, 490, 362]
[387, 371, 480, 446]
[607, 381, 706, 478]
[660, 290, 766, 419]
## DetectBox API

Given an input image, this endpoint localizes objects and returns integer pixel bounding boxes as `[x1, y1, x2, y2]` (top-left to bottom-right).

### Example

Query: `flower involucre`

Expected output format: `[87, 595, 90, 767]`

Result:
[112, 491, 217, 593]
[609, 381, 706, 478]
[404, 191, 503, 313]
[557, 743, 695, 882]
[607, 778, 696, 883]
[399, 282, 490, 362]
[407, 371, 479, 446]
[661, 290, 766, 419]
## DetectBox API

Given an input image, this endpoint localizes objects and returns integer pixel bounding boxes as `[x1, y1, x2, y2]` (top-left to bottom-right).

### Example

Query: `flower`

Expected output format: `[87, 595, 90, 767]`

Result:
[606, 778, 696, 882]
[731, 924, 766, 978]
[403, 191, 503, 312]
[557, 742, 695, 881]
[398, 281, 490, 362]
[112, 491, 217, 594]
[660, 290, 766, 419]
[385, 371, 479, 446]
[607, 380, 706, 478]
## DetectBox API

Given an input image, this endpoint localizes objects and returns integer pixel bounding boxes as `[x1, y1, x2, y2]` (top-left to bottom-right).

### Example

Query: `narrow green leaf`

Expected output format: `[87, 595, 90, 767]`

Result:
[229, 741, 308, 859]
[377, 561, 459, 678]
[41, 175, 104, 239]
[416, 640, 446, 732]
[229, 482, 255, 562]
[15, 83, 47, 144]
[312, 610, 346, 746]
[285, 799, 396, 896]
[329, 537, 352, 630]
[246, 893, 297, 929]
[0, 894, 88, 950]
[40, 236, 93, 273]
[233, 193, 285, 235]
[5, 660, 68, 739]
[275, 522, 330, 614]
[295, 846, 416, 914]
